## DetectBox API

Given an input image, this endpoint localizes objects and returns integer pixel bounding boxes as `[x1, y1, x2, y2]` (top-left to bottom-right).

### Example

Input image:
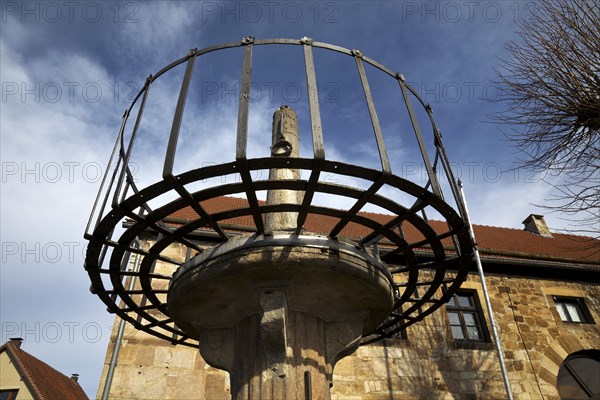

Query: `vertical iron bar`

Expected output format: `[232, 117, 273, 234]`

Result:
[118, 181, 131, 205]
[109, 245, 134, 304]
[458, 181, 514, 400]
[399, 76, 465, 254]
[397, 77, 442, 197]
[101, 239, 141, 400]
[87, 110, 128, 234]
[236, 40, 253, 160]
[354, 51, 391, 174]
[112, 76, 152, 206]
[434, 126, 469, 221]
[303, 39, 325, 160]
[157, 51, 224, 241]
[235, 39, 264, 233]
[163, 51, 197, 179]
[330, 50, 392, 239]
[296, 39, 325, 234]
[96, 240, 111, 272]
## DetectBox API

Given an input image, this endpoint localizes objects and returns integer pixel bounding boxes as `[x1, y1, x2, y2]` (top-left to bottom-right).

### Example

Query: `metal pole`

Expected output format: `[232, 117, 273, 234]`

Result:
[458, 180, 514, 400]
[101, 240, 141, 400]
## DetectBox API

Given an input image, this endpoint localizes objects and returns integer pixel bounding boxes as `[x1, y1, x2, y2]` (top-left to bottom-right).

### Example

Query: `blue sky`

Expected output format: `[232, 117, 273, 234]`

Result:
[0, 1, 576, 397]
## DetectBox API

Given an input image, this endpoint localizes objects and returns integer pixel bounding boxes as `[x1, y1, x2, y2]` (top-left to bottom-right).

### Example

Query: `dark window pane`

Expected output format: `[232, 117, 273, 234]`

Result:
[558, 351, 600, 399]
[558, 368, 589, 399]
[457, 294, 472, 308]
[448, 312, 460, 325]
[0, 391, 19, 400]
[447, 297, 456, 306]
[569, 357, 600, 395]
[466, 326, 481, 340]
[451, 326, 464, 339]
[464, 312, 477, 327]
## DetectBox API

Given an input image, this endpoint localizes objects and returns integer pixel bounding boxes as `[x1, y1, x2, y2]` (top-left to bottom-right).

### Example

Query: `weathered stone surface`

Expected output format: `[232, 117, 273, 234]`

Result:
[265, 105, 302, 231]
[97, 243, 600, 400]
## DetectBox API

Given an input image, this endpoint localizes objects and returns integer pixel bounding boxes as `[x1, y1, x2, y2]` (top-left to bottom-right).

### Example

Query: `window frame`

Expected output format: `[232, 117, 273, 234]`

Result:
[445, 290, 491, 343]
[553, 296, 595, 324]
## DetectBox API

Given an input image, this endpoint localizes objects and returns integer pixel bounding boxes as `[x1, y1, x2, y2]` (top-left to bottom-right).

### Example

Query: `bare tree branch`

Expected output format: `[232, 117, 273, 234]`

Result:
[491, 0, 600, 236]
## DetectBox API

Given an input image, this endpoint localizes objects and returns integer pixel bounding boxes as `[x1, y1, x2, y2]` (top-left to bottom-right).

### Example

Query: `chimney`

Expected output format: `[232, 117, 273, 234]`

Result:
[522, 214, 553, 238]
[70, 374, 79, 383]
[9, 338, 23, 349]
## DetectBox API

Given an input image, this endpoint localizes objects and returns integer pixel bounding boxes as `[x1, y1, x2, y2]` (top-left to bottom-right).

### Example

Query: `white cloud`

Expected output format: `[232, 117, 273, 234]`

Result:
[111, 2, 198, 64]
[1, 30, 124, 397]
[462, 179, 552, 229]
[1, 4, 594, 398]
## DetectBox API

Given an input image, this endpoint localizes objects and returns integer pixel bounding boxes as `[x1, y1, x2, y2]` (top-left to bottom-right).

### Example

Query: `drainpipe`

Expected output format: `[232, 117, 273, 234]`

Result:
[101, 239, 141, 400]
[458, 180, 514, 400]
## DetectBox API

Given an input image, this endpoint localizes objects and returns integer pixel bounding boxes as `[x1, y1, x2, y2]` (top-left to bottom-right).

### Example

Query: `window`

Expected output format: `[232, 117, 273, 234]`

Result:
[554, 297, 594, 324]
[0, 390, 19, 400]
[445, 291, 489, 342]
[557, 350, 600, 399]
[383, 315, 408, 340]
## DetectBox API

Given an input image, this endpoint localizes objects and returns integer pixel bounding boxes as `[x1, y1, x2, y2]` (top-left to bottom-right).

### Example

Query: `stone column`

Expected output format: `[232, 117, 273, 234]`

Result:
[167, 106, 394, 400]
[234, 105, 331, 399]
[265, 105, 301, 231]
[231, 299, 334, 399]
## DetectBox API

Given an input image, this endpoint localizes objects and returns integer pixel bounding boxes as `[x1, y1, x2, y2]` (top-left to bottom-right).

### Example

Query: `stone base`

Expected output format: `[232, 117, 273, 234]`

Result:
[231, 308, 329, 399]
[167, 233, 394, 399]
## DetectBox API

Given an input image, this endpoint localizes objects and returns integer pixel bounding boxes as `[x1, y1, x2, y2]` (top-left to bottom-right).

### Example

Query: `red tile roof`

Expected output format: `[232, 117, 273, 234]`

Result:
[168, 196, 599, 265]
[0, 340, 88, 400]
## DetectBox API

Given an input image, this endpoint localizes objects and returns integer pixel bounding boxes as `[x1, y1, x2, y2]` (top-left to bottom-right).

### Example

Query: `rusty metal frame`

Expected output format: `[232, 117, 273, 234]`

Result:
[84, 37, 474, 347]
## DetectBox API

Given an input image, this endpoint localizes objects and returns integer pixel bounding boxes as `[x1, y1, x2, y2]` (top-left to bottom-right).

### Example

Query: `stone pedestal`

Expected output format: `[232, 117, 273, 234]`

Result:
[168, 234, 394, 399]
[167, 106, 394, 399]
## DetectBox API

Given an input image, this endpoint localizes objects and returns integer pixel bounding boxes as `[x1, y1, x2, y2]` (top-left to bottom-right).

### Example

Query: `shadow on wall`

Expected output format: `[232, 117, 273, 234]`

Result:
[371, 306, 503, 399]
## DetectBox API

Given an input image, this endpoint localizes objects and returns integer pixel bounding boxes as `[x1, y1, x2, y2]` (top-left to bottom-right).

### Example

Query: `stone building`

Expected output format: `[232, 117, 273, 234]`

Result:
[96, 197, 600, 400]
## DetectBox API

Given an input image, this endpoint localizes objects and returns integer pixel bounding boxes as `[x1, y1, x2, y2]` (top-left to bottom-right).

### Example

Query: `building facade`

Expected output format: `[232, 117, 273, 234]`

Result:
[0, 339, 88, 400]
[96, 198, 600, 399]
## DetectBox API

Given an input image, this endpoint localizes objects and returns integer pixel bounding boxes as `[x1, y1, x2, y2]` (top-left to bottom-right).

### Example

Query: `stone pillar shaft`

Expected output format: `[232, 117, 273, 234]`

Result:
[265, 105, 301, 231]
[232, 309, 330, 400]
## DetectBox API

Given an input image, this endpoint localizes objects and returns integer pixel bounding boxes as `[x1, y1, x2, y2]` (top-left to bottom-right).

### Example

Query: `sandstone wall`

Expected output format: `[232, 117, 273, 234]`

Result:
[96, 241, 600, 399]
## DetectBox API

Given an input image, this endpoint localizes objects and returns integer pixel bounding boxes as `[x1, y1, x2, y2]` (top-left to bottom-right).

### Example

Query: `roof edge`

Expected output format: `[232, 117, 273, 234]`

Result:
[133, 221, 600, 267]
[2, 341, 44, 400]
